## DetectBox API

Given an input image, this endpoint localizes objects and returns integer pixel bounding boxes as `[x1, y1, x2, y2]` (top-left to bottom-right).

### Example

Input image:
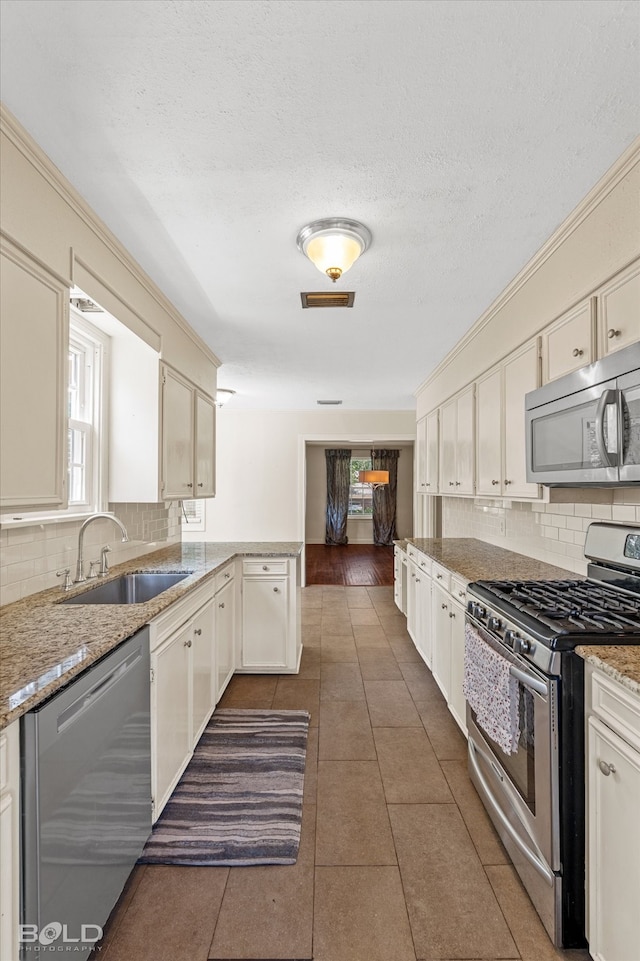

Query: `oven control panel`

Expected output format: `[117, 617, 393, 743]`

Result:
[466, 598, 557, 675]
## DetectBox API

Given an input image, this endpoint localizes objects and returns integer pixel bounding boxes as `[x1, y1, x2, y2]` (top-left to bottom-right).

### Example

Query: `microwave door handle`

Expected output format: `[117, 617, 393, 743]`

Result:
[594, 388, 619, 467]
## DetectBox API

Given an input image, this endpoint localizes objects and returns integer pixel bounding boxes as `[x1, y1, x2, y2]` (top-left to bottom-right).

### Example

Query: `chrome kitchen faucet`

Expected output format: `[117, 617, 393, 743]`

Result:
[74, 513, 129, 583]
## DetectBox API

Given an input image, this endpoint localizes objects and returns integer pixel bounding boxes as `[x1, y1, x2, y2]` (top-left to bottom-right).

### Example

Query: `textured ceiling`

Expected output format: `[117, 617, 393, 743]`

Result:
[1, 0, 638, 410]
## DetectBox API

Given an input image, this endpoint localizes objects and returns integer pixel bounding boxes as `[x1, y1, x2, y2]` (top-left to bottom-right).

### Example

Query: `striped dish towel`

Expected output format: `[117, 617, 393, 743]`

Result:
[463, 623, 520, 755]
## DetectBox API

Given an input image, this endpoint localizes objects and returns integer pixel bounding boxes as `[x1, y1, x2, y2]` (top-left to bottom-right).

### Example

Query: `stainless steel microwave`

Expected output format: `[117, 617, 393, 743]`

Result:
[525, 341, 640, 486]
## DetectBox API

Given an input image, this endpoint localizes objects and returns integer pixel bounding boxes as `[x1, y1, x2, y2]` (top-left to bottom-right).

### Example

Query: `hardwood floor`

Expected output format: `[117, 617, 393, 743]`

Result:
[305, 544, 394, 586]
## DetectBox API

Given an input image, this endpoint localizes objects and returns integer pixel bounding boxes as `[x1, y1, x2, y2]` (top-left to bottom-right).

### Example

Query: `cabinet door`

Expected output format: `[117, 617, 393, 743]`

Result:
[416, 415, 427, 492]
[215, 579, 236, 701]
[415, 572, 432, 668]
[426, 408, 439, 492]
[447, 599, 467, 735]
[0, 241, 68, 511]
[456, 385, 475, 494]
[406, 560, 418, 644]
[161, 365, 194, 498]
[588, 717, 640, 961]
[195, 391, 216, 497]
[242, 576, 289, 669]
[439, 398, 457, 493]
[432, 583, 451, 700]
[191, 600, 215, 745]
[504, 340, 539, 498]
[476, 367, 503, 495]
[151, 626, 191, 819]
[542, 298, 595, 383]
[597, 259, 640, 358]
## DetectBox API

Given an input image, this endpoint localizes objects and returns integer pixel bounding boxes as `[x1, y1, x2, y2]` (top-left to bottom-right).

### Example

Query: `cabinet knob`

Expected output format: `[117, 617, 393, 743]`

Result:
[436, 573, 442, 580]
[449, 481, 455, 486]
[449, 611, 455, 618]
[184, 638, 192, 648]
[186, 482, 193, 488]
[425, 482, 430, 487]
[598, 760, 616, 777]
[198, 482, 204, 487]
[504, 479, 512, 486]
[572, 347, 584, 357]
[194, 628, 202, 636]
[225, 572, 230, 578]
[455, 481, 461, 486]
[219, 602, 225, 609]
[273, 587, 279, 593]
[608, 328, 621, 340]
[441, 602, 447, 610]
[262, 565, 268, 570]
[492, 479, 499, 486]
[415, 578, 420, 584]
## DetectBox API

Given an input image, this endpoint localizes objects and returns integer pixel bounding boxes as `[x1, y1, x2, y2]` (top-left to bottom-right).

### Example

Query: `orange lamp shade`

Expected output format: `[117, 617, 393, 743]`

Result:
[358, 470, 389, 485]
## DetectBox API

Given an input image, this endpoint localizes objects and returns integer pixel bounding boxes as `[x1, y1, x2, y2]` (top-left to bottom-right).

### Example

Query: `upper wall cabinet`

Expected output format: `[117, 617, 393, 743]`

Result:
[161, 364, 216, 500]
[541, 297, 596, 384]
[0, 239, 68, 512]
[439, 384, 474, 495]
[596, 259, 640, 359]
[476, 339, 540, 499]
[416, 408, 439, 494]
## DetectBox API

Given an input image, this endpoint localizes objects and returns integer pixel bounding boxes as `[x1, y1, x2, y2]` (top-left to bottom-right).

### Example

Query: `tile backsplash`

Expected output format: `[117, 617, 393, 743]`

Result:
[0, 502, 181, 605]
[442, 491, 640, 575]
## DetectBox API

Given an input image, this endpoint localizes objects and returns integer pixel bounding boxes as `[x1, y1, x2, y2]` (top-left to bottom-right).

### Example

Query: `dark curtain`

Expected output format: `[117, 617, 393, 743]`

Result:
[371, 449, 400, 546]
[325, 449, 352, 545]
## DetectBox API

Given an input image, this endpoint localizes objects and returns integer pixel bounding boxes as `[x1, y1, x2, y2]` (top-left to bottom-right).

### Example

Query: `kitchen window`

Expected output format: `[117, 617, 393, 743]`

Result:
[348, 456, 373, 518]
[66, 311, 108, 513]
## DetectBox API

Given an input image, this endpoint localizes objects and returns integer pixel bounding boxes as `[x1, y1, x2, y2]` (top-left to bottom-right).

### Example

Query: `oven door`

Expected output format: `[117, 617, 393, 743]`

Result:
[525, 378, 620, 485]
[465, 617, 559, 883]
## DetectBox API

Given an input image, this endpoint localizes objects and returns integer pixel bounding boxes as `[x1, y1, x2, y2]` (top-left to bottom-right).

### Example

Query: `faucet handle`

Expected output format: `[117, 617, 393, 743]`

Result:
[88, 560, 99, 579]
[56, 569, 72, 592]
[99, 544, 112, 576]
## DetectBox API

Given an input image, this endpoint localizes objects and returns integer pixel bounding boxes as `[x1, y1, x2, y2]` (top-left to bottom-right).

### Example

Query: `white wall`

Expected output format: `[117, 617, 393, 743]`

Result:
[305, 444, 414, 544]
[185, 409, 415, 543]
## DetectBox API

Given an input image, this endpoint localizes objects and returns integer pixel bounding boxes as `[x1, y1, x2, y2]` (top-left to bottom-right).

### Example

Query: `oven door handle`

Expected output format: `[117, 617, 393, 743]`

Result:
[509, 665, 548, 698]
[468, 738, 555, 885]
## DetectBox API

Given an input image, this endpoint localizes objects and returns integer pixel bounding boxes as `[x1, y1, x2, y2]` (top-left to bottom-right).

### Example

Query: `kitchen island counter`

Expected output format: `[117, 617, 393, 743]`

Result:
[0, 541, 302, 728]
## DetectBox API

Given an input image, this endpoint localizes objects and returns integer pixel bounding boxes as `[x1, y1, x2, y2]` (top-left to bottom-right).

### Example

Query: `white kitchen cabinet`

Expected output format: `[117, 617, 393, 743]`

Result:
[149, 582, 216, 819]
[447, 578, 467, 736]
[239, 557, 301, 673]
[416, 409, 439, 494]
[541, 297, 595, 384]
[432, 580, 451, 702]
[161, 363, 216, 501]
[394, 545, 407, 614]
[0, 238, 68, 513]
[587, 667, 640, 961]
[413, 555, 433, 668]
[215, 569, 237, 701]
[439, 385, 475, 495]
[0, 721, 20, 961]
[596, 258, 640, 360]
[476, 339, 539, 499]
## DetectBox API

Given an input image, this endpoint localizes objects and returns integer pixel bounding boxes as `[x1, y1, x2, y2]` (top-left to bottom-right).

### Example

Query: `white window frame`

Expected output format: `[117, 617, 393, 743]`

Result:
[348, 454, 374, 519]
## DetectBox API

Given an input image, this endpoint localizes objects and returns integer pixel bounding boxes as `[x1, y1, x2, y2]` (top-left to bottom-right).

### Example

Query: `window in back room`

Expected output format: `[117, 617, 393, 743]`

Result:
[348, 455, 373, 518]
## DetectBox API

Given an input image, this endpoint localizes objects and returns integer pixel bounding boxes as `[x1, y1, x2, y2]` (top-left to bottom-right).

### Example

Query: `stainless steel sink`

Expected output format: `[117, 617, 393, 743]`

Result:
[61, 572, 191, 605]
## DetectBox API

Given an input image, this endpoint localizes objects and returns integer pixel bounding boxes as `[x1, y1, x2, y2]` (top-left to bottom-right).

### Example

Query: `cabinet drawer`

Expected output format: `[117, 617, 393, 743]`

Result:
[451, 575, 468, 605]
[591, 669, 640, 752]
[406, 544, 418, 561]
[431, 562, 451, 592]
[242, 559, 288, 576]
[149, 579, 212, 650]
[215, 563, 235, 593]
[415, 552, 432, 576]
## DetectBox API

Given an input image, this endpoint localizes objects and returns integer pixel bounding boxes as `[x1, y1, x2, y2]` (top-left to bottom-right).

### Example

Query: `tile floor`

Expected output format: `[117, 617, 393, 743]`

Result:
[94, 585, 592, 961]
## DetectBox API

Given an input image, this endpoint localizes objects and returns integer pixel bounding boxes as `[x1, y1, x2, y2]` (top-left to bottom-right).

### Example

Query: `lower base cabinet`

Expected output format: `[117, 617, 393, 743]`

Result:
[238, 557, 301, 672]
[215, 572, 236, 701]
[0, 721, 19, 961]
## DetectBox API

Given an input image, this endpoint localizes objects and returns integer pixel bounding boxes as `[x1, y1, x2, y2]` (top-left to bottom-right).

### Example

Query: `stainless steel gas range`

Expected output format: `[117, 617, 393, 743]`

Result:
[465, 522, 640, 949]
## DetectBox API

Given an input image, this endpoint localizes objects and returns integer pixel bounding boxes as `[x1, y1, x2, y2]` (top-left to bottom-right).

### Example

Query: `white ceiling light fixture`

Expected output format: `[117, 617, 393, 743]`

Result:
[296, 218, 372, 283]
[215, 388, 236, 408]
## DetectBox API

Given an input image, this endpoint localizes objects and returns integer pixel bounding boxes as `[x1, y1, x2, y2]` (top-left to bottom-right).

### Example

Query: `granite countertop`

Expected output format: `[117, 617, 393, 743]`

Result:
[401, 537, 577, 583]
[0, 541, 302, 729]
[576, 646, 640, 697]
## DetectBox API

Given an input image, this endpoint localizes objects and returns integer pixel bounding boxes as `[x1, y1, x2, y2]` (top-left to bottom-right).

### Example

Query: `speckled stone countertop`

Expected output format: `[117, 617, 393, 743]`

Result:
[576, 646, 640, 697]
[0, 541, 302, 730]
[401, 538, 577, 583]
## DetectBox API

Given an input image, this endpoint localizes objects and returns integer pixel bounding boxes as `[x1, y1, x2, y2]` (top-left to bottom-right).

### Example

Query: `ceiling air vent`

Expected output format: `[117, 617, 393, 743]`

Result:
[317, 399, 343, 406]
[70, 296, 104, 313]
[301, 291, 355, 309]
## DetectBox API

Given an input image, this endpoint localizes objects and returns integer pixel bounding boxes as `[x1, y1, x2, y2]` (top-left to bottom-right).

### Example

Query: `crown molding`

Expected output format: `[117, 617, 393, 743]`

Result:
[414, 135, 640, 398]
[0, 103, 221, 369]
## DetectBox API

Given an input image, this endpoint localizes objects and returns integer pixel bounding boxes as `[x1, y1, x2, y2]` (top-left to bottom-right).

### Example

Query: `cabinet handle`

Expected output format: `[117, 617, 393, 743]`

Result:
[449, 611, 455, 618]
[608, 328, 621, 340]
[219, 602, 225, 609]
[194, 628, 202, 636]
[415, 578, 420, 584]
[198, 482, 204, 487]
[273, 587, 279, 593]
[441, 602, 447, 610]
[225, 572, 230, 578]
[504, 479, 512, 486]
[455, 481, 461, 486]
[425, 482, 431, 487]
[436, 573, 442, 580]
[492, 479, 499, 486]
[186, 482, 193, 488]
[598, 760, 616, 776]
[572, 347, 584, 357]
[458, 590, 465, 598]
[449, 481, 455, 486]
[184, 639, 192, 648]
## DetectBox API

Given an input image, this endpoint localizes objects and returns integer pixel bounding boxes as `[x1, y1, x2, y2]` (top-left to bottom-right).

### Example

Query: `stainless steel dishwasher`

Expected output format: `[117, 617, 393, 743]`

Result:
[21, 628, 151, 957]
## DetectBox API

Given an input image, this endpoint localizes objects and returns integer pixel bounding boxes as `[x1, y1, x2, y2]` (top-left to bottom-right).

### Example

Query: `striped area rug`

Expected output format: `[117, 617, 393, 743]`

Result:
[139, 708, 310, 866]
